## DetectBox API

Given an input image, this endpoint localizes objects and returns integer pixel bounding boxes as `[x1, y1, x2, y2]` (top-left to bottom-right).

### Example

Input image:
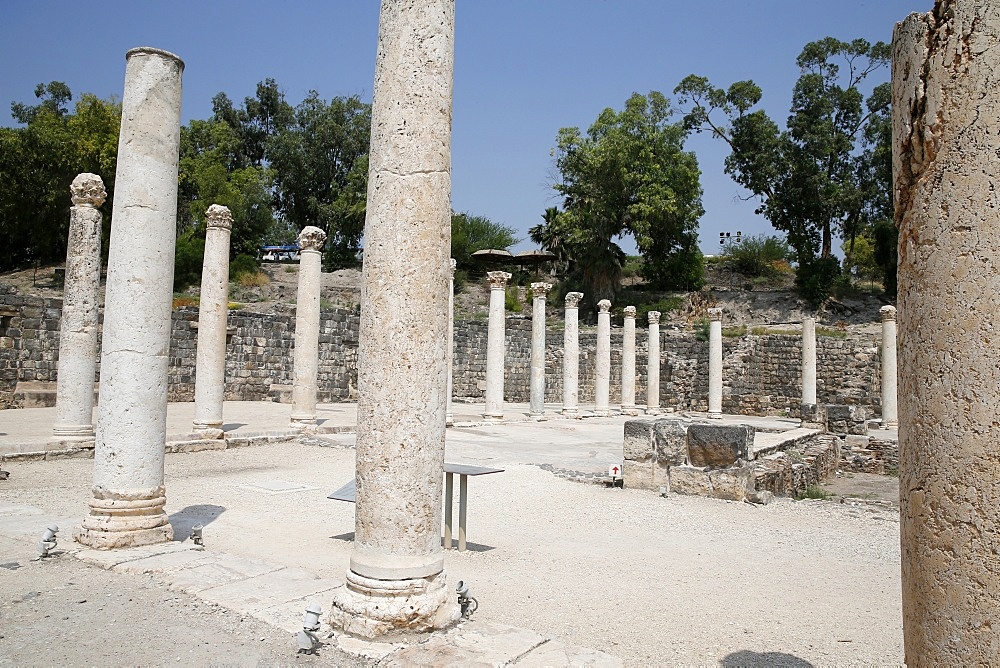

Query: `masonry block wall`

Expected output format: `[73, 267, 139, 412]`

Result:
[0, 284, 881, 415]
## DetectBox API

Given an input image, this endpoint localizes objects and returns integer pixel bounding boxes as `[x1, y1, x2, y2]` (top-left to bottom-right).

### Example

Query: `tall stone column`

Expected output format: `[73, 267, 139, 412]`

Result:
[708, 307, 723, 418]
[879, 305, 897, 429]
[620, 306, 637, 415]
[594, 299, 612, 416]
[483, 271, 510, 421]
[192, 205, 233, 437]
[290, 226, 327, 430]
[893, 6, 1000, 662]
[561, 291, 583, 416]
[75, 47, 183, 549]
[330, 0, 460, 638]
[446, 259, 456, 426]
[529, 282, 552, 417]
[646, 311, 661, 415]
[53, 174, 105, 442]
[801, 317, 817, 412]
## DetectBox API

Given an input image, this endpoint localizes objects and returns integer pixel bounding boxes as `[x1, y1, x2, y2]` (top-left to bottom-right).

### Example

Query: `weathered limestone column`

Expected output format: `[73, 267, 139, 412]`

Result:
[290, 226, 327, 430]
[561, 291, 584, 416]
[75, 47, 183, 549]
[529, 282, 552, 417]
[52, 174, 105, 441]
[329, 0, 460, 638]
[894, 6, 1000, 662]
[620, 306, 637, 415]
[801, 317, 817, 413]
[594, 299, 612, 416]
[879, 305, 897, 429]
[483, 271, 510, 421]
[446, 259, 456, 426]
[192, 204, 233, 437]
[707, 307, 723, 418]
[646, 311, 661, 415]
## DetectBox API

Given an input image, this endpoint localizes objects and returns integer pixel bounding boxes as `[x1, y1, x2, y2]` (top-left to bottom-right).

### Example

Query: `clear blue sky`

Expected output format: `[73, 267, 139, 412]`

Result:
[1, 1, 930, 255]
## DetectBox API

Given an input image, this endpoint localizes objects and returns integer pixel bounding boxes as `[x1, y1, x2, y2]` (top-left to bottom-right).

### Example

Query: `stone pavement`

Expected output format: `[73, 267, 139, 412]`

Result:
[0, 401, 807, 665]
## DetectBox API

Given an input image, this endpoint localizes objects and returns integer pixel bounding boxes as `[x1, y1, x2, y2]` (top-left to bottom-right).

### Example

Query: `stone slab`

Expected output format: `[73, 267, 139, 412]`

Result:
[669, 464, 754, 502]
[653, 419, 687, 466]
[77, 541, 203, 569]
[622, 420, 653, 461]
[336, 634, 408, 661]
[255, 596, 341, 634]
[687, 424, 754, 468]
[169, 554, 283, 592]
[517, 638, 624, 667]
[196, 566, 340, 612]
[110, 547, 215, 574]
[385, 621, 546, 667]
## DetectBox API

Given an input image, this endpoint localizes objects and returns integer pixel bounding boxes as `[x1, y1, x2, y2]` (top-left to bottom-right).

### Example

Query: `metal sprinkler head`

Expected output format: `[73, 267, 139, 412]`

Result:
[297, 602, 323, 654]
[190, 524, 204, 546]
[456, 580, 478, 618]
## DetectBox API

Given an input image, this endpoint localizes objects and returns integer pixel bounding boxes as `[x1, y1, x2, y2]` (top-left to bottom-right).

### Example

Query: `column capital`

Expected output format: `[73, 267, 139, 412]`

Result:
[205, 204, 233, 231]
[623, 305, 637, 318]
[530, 282, 552, 298]
[298, 226, 327, 252]
[486, 271, 511, 289]
[597, 299, 612, 313]
[70, 173, 106, 208]
[449, 258, 457, 274]
[708, 307, 723, 322]
[880, 305, 897, 321]
[647, 311, 660, 325]
[565, 291, 584, 308]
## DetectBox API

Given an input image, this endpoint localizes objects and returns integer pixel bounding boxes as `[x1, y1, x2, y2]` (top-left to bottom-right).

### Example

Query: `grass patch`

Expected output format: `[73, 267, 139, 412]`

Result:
[284, 265, 297, 273]
[236, 270, 270, 288]
[722, 324, 747, 338]
[796, 485, 833, 501]
[172, 294, 199, 308]
[227, 302, 243, 310]
[320, 298, 335, 310]
[816, 326, 847, 338]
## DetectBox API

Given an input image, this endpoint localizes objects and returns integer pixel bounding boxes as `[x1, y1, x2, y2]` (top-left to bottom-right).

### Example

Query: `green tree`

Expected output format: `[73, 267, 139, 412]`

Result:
[723, 234, 793, 278]
[268, 92, 371, 269]
[675, 37, 891, 302]
[451, 211, 519, 272]
[528, 206, 573, 275]
[0, 83, 120, 271]
[543, 91, 705, 302]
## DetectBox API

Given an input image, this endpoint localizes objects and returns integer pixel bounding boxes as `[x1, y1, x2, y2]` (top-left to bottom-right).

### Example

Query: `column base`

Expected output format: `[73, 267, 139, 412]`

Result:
[74, 485, 173, 549]
[646, 407, 661, 416]
[191, 420, 224, 439]
[52, 424, 95, 440]
[594, 409, 610, 417]
[329, 570, 461, 638]
[446, 413, 454, 426]
[561, 407, 578, 417]
[620, 406, 638, 416]
[708, 411, 722, 420]
[882, 420, 898, 429]
[482, 412, 503, 422]
[290, 415, 318, 433]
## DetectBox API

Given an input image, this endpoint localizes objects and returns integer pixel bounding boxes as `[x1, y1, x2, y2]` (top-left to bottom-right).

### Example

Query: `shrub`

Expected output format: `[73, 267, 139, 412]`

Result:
[173, 233, 206, 292]
[723, 235, 792, 278]
[504, 287, 523, 313]
[795, 256, 841, 305]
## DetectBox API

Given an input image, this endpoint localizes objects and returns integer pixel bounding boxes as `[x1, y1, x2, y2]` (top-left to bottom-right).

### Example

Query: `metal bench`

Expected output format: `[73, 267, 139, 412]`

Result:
[328, 463, 503, 552]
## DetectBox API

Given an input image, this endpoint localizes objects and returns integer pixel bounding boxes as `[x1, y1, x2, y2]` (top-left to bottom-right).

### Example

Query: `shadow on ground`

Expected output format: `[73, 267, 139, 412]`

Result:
[169, 504, 226, 541]
[721, 650, 813, 667]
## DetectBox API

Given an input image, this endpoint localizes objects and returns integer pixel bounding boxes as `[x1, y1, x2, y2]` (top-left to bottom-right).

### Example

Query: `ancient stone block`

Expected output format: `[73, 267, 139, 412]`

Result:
[622, 420, 654, 461]
[652, 419, 687, 466]
[686, 423, 754, 468]
[669, 463, 754, 501]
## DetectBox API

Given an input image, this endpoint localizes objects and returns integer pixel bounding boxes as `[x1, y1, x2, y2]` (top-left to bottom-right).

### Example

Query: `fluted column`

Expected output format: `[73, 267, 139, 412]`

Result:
[708, 307, 723, 418]
[192, 204, 233, 437]
[330, 0, 460, 638]
[290, 226, 327, 430]
[76, 47, 184, 550]
[53, 174, 105, 441]
[446, 259, 456, 426]
[880, 305, 897, 429]
[620, 306, 637, 415]
[893, 7, 1000, 660]
[801, 317, 817, 413]
[529, 282, 552, 417]
[561, 291, 583, 416]
[483, 271, 510, 421]
[646, 311, 660, 415]
[594, 299, 612, 416]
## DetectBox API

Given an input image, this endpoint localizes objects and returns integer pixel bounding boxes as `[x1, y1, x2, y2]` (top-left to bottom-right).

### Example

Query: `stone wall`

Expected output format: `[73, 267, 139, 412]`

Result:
[0, 284, 883, 415]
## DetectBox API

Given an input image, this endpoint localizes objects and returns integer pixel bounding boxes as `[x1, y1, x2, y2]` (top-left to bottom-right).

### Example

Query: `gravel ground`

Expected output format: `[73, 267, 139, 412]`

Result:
[0, 437, 904, 666]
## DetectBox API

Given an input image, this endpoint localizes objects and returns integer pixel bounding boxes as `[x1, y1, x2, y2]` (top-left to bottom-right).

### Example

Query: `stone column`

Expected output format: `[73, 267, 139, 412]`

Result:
[879, 305, 897, 429]
[529, 282, 552, 417]
[561, 291, 584, 416]
[75, 47, 183, 550]
[446, 259, 456, 426]
[893, 7, 1000, 662]
[620, 306, 637, 415]
[192, 204, 233, 437]
[483, 270, 510, 421]
[801, 317, 817, 413]
[594, 299, 612, 416]
[53, 174, 105, 442]
[330, 0, 460, 638]
[646, 311, 661, 415]
[708, 307, 723, 418]
[290, 226, 327, 430]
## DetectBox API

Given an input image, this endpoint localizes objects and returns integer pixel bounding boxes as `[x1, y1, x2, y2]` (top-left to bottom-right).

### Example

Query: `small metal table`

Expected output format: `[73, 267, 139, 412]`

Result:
[328, 463, 504, 552]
